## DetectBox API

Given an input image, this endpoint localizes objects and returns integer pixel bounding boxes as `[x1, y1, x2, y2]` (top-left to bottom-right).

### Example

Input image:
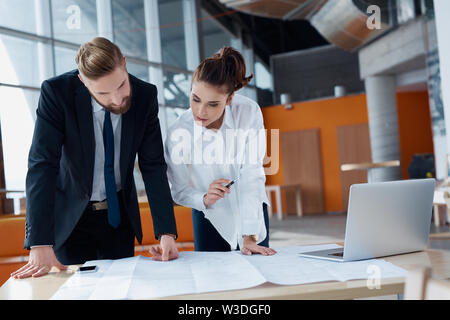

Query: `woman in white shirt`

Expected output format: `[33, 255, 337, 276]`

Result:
[164, 47, 276, 256]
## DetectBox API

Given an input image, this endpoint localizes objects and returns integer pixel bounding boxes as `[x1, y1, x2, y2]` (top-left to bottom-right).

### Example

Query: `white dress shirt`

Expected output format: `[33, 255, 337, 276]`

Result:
[90, 97, 122, 201]
[164, 94, 269, 250]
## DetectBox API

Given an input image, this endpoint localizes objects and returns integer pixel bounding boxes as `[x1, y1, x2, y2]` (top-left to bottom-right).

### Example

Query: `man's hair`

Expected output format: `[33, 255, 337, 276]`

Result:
[75, 37, 124, 80]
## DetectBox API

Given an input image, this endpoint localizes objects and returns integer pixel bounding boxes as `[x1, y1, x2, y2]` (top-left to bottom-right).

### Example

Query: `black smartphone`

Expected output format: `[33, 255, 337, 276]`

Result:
[77, 265, 98, 273]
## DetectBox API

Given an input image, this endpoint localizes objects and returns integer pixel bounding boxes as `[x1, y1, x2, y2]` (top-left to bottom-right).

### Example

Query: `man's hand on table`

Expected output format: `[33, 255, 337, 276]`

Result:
[11, 246, 67, 279]
[149, 234, 179, 261]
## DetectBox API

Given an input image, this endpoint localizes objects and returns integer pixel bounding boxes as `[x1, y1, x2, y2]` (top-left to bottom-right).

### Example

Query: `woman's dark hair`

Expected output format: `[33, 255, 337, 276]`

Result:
[192, 46, 253, 94]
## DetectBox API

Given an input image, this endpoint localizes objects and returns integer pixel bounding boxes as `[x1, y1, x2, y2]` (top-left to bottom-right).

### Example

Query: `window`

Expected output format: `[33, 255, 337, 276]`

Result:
[0, 0, 258, 210]
[51, 0, 98, 44]
[112, 0, 147, 60]
[0, 0, 38, 34]
[54, 46, 78, 75]
[201, 9, 234, 58]
[163, 70, 190, 108]
[0, 87, 38, 190]
[165, 107, 186, 131]
[0, 34, 45, 87]
[158, 0, 187, 70]
[255, 56, 273, 91]
[127, 61, 149, 82]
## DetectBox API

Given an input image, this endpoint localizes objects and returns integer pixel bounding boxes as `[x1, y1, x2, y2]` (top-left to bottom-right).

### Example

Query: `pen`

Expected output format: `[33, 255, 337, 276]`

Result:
[225, 176, 239, 188]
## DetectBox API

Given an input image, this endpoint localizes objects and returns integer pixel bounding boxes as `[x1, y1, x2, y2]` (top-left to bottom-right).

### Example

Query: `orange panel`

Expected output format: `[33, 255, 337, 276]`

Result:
[262, 92, 433, 213]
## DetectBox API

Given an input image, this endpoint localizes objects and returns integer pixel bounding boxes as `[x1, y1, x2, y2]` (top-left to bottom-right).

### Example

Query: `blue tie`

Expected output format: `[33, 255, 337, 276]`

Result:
[103, 110, 121, 228]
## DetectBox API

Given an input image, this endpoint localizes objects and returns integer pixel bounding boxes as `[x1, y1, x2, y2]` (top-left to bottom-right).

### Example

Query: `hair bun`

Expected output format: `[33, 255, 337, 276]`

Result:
[193, 46, 253, 94]
[215, 46, 254, 92]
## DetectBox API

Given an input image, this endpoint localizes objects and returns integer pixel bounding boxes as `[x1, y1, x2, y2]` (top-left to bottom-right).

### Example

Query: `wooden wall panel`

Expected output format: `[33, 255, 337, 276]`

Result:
[336, 124, 372, 211]
[280, 129, 325, 214]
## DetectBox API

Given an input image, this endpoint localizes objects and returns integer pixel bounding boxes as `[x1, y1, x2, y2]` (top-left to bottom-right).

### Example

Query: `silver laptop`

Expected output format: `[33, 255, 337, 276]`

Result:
[298, 179, 435, 262]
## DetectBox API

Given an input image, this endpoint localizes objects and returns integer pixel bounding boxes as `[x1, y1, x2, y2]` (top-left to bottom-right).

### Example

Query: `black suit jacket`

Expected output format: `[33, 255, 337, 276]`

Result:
[24, 69, 178, 250]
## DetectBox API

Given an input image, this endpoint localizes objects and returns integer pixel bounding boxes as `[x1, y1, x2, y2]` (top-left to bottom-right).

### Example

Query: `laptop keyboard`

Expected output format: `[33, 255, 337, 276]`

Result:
[329, 252, 344, 257]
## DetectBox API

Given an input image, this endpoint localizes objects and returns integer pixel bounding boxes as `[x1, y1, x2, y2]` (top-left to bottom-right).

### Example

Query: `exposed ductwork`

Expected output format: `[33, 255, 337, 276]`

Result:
[218, 0, 392, 51]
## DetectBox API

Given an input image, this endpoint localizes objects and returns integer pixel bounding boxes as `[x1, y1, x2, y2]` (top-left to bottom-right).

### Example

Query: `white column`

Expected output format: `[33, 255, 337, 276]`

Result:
[144, 0, 168, 138]
[34, 0, 53, 121]
[230, 37, 243, 54]
[96, 0, 113, 40]
[434, 0, 450, 176]
[231, 31, 257, 101]
[35, 0, 54, 81]
[365, 75, 402, 182]
[183, 0, 201, 72]
[243, 45, 257, 101]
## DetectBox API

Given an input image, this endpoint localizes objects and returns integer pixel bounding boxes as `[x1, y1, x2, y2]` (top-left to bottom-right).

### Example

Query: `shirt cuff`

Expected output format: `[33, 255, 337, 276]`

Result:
[30, 245, 53, 248]
[193, 191, 207, 212]
[241, 219, 263, 236]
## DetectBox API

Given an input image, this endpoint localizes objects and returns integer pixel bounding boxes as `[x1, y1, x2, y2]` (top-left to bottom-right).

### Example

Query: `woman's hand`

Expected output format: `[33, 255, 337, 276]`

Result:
[240, 236, 277, 256]
[203, 178, 231, 208]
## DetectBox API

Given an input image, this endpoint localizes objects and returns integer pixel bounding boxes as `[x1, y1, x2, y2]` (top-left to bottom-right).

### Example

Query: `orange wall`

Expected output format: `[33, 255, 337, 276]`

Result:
[262, 91, 433, 213]
[396, 91, 434, 179]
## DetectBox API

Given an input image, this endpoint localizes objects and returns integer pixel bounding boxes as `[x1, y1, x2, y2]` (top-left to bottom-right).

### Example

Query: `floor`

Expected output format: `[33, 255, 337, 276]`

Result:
[268, 212, 450, 251]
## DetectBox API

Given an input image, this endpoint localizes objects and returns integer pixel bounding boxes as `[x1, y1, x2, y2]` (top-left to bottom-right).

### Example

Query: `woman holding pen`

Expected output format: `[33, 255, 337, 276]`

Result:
[159, 46, 276, 256]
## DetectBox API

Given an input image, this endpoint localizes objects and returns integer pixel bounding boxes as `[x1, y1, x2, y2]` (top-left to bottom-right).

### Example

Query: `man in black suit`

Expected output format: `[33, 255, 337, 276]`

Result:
[12, 37, 178, 279]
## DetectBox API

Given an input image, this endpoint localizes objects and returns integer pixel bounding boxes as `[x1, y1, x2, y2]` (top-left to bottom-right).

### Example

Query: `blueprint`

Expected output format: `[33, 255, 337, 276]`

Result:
[51, 244, 407, 300]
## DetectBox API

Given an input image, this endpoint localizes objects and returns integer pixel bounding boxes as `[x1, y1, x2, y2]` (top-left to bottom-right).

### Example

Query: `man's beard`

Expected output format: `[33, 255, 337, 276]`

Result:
[90, 90, 132, 115]
[102, 95, 132, 115]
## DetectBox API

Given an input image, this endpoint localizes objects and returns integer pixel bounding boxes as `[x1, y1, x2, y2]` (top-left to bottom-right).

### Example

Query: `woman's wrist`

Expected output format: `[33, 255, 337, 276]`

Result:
[203, 194, 209, 207]
[242, 235, 259, 243]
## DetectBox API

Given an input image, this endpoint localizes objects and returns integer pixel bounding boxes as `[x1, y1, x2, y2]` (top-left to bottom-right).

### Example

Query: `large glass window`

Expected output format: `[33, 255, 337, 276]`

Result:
[201, 9, 234, 58]
[51, 0, 98, 44]
[0, 34, 43, 87]
[0, 87, 38, 190]
[54, 46, 78, 75]
[0, 0, 258, 209]
[127, 61, 149, 82]
[254, 56, 273, 91]
[112, 0, 147, 60]
[158, 0, 187, 70]
[0, 0, 37, 34]
[165, 107, 187, 131]
[163, 70, 190, 108]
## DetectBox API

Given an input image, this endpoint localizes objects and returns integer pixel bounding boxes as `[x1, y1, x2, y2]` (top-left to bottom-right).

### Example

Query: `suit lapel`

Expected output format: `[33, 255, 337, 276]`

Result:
[120, 78, 136, 182]
[75, 84, 96, 195]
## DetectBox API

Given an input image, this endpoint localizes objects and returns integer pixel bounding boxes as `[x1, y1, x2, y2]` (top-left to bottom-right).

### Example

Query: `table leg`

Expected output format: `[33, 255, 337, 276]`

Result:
[275, 186, 283, 220]
[434, 204, 446, 227]
[434, 205, 440, 227]
[295, 187, 303, 217]
[446, 207, 450, 225]
[266, 190, 273, 219]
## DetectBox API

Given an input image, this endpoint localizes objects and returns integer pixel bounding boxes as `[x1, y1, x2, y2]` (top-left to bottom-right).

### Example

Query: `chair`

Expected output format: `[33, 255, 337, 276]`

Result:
[0, 215, 29, 286]
[404, 266, 450, 300]
[265, 184, 302, 220]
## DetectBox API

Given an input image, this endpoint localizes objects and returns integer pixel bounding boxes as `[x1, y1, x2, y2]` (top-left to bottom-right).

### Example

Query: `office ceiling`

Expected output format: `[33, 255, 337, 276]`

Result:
[203, 0, 392, 64]
[200, 0, 330, 66]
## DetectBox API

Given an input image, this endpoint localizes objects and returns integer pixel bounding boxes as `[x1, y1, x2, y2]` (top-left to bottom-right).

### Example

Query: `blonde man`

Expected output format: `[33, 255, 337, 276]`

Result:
[12, 37, 178, 279]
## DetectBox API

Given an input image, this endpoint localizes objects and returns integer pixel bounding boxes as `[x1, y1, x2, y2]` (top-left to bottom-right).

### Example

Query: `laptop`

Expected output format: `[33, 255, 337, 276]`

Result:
[298, 178, 436, 262]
